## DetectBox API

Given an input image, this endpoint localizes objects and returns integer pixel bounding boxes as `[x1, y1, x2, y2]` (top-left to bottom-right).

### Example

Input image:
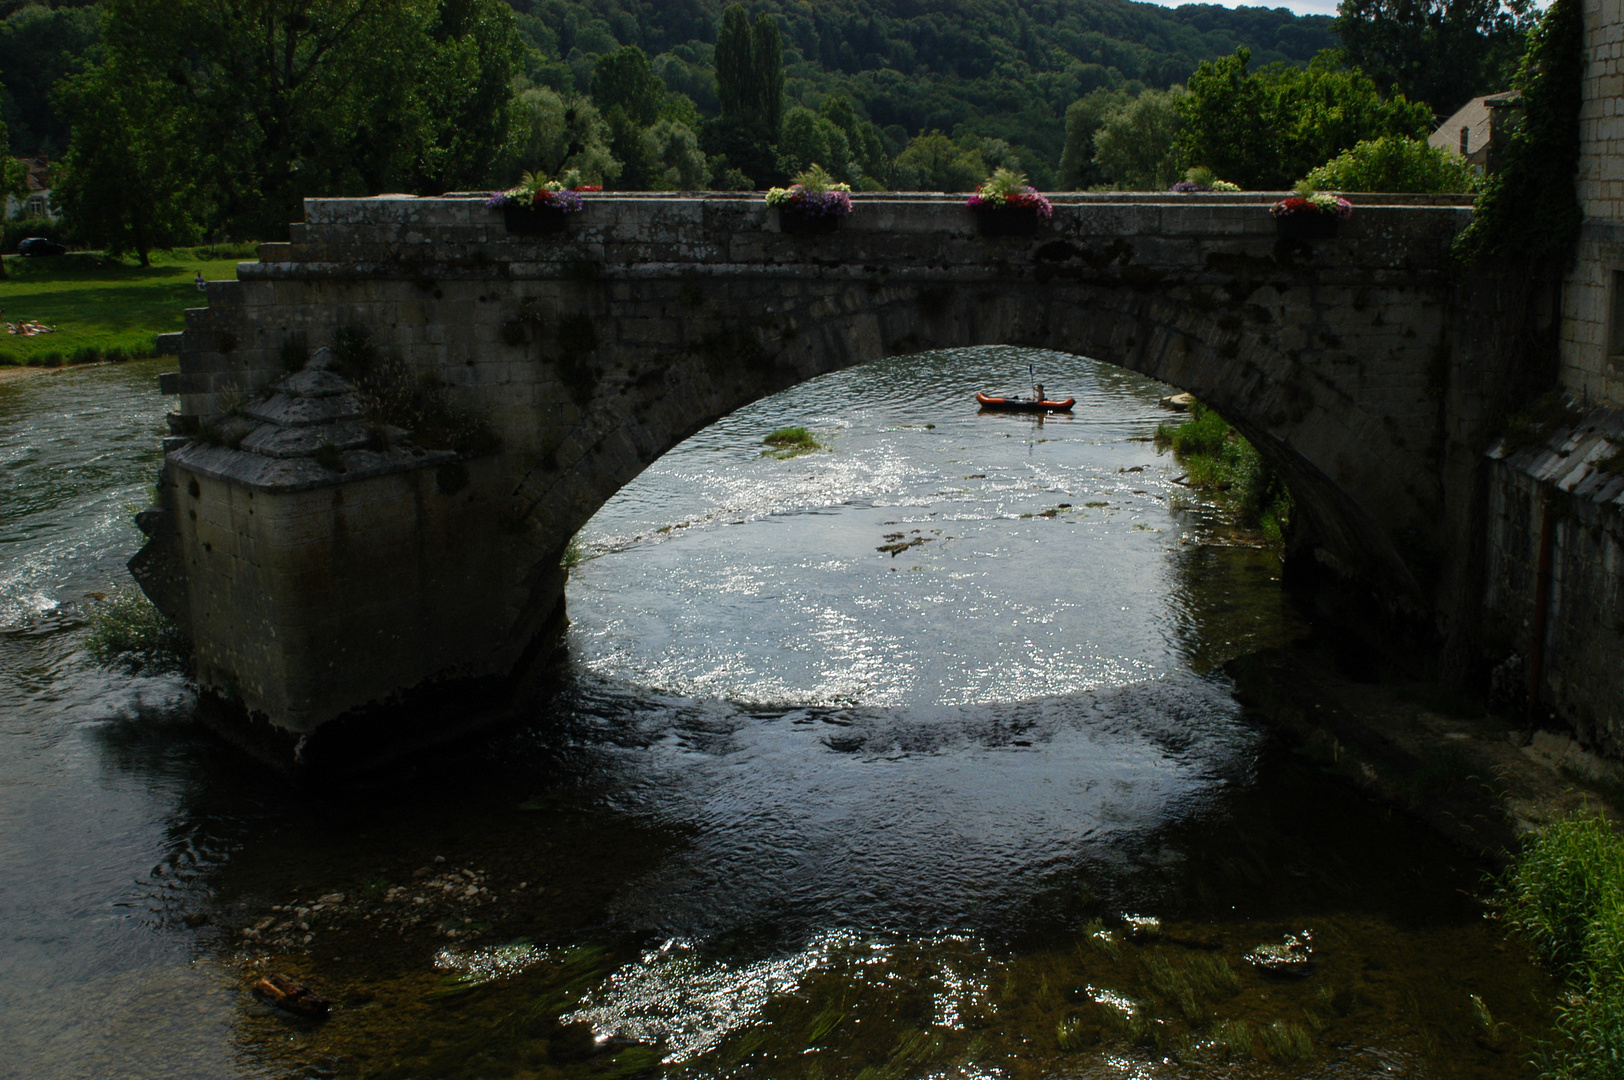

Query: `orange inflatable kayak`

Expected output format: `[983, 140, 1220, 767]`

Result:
[976, 392, 1075, 411]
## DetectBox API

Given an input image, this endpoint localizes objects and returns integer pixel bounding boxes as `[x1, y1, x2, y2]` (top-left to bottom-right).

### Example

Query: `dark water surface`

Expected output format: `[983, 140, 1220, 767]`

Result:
[0, 351, 1550, 1079]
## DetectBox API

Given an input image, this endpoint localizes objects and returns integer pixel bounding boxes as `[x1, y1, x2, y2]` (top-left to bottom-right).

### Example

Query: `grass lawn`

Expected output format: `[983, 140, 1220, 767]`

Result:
[0, 244, 256, 366]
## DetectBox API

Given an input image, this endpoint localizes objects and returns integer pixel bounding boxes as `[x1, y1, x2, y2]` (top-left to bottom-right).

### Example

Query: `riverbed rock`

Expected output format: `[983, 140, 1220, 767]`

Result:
[1159, 392, 1195, 411]
[254, 972, 331, 1019]
[1244, 930, 1314, 975]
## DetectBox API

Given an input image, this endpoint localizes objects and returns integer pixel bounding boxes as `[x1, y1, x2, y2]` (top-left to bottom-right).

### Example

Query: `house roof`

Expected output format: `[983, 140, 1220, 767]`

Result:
[1429, 93, 1518, 159]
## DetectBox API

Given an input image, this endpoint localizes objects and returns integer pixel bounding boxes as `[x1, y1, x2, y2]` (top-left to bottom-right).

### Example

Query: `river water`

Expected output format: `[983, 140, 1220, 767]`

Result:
[0, 351, 1550, 1079]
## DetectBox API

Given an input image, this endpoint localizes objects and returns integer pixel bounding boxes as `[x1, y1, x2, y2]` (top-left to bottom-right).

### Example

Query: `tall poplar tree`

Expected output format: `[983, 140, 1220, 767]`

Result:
[708, 4, 783, 187]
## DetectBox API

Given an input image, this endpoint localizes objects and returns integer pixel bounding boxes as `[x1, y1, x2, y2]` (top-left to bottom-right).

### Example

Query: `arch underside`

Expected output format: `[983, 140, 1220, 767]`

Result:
[516, 278, 1442, 618]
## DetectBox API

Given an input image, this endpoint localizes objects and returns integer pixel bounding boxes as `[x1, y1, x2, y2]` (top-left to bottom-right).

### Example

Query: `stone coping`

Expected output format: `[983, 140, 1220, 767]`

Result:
[300, 192, 1475, 228]
[171, 439, 456, 493]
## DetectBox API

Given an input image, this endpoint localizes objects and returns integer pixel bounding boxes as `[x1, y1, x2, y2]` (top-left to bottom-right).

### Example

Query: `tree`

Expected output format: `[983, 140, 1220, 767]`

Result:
[707, 4, 784, 187]
[819, 95, 890, 188]
[1334, 0, 1535, 116]
[1059, 88, 1133, 189]
[590, 45, 664, 126]
[641, 119, 708, 189]
[53, 61, 198, 265]
[67, 0, 523, 241]
[503, 87, 620, 187]
[1304, 134, 1481, 191]
[1453, 0, 1582, 266]
[1179, 49, 1433, 189]
[1093, 88, 1186, 190]
[891, 132, 985, 191]
[0, 3, 99, 157]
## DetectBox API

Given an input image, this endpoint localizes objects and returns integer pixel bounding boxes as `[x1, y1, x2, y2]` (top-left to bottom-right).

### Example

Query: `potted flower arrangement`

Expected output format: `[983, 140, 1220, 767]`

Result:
[1270, 181, 1353, 240]
[1170, 166, 1240, 193]
[766, 164, 854, 234]
[487, 170, 592, 235]
[967, 167, 1053, 236]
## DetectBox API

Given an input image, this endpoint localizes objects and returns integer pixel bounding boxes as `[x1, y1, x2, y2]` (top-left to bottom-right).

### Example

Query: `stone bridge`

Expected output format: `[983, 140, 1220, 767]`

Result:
[132, 192, 1509, 761]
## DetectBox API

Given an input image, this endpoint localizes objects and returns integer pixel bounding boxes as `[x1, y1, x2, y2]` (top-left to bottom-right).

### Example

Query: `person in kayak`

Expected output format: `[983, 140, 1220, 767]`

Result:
[1032, 382, 1045, 403]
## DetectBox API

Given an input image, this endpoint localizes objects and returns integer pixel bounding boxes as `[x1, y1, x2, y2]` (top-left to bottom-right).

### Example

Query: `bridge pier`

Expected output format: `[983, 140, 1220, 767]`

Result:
[134, 192, 1498, 763]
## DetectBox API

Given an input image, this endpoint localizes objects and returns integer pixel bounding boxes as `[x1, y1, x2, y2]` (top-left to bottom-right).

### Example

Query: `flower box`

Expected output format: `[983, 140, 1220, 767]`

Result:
[778, 206, 841, 234]
[502, 205, 570, 235]
[972, 205, 1044, 237]
[1274, 213, 1341, 240]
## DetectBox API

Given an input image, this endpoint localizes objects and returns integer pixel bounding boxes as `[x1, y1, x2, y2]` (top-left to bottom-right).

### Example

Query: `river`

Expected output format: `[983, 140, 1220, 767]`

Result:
[0, 350, 1550, 1079]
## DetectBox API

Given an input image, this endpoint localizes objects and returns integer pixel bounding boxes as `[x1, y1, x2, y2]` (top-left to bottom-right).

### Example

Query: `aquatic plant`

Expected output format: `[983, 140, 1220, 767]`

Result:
[1504, 812, 1624, 980]
[1256, 1018, 1314, 1062]
[1155, 397, 1294, 540]
[1503, 812, 1624, 1079]
[762, 426, 823, 458]
[83, 587, 190, 675]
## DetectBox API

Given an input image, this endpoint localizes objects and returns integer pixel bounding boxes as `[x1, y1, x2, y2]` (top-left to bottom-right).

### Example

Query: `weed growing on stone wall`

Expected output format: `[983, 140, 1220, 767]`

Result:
[355, 355, 500, 456]
[313, 441, 345, 472]
[84, 588, 191, 675]
[331, 325, 376, 380]
[331, 328, 499, 456]
[1500, 392, 1583, 456]
[1155, 399, 1294, 542]
[1502, 811, 1624, 1079]
[280, 336, 310, 372]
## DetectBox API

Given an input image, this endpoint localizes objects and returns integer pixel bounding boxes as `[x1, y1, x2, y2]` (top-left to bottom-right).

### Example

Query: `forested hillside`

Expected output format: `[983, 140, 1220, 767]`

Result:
[505, 0, 1333, 173]
[0, 0, 1537, 254]
[2, 0, 1331, 185]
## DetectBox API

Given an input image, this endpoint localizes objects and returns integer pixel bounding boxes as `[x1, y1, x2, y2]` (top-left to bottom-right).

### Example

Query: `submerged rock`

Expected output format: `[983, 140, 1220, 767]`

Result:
[1244, 930, 1314, 976]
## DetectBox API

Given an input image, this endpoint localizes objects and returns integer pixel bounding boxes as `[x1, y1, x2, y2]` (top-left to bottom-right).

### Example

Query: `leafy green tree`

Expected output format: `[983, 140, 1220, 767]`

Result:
[1179, 48, 1432, 190]
[591, 45, 664, 126]
[776, 107, 830, 178]
[641, 119, 708, 189]
[69, 0, 523, 241]
[1059, 88, 1133, 189]
[0, 3, 99, 157]
[504, 87, 620, 187]
[819, 95, 889, 188]
[891, 132, 985, 192]
[1453, 0, 1582, 266]
[53, 61, 198, 265]
[1093, 87, 1186, 190]
[751, 14, 784, 136]
[1334, 0, 1535, 116]
[776, 105, 856, 182]
[1304, 134, 1481, 191]
[708, 4, 784, 187]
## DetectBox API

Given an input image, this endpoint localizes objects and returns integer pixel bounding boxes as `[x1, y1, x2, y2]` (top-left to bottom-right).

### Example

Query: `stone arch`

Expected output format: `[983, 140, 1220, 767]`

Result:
[506, 276, 1431, 628]
[141, 194, 1479, 752]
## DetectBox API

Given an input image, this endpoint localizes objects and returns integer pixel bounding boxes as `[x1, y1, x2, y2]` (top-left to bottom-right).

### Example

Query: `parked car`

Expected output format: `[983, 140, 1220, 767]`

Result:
[17, 237, 66, 256]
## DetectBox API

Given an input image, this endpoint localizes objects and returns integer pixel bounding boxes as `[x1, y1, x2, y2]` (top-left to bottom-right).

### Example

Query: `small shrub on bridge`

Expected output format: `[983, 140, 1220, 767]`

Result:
[1303, 136, 1482, 194]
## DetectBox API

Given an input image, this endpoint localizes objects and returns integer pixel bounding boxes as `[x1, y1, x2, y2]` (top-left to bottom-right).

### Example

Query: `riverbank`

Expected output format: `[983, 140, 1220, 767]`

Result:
[0, 245, 248, 366]
[1228, 640, 1624, 865]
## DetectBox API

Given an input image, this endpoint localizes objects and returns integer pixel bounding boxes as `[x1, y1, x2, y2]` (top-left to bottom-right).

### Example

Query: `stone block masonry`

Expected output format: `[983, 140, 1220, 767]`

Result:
[136, 192, 1518, 763]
